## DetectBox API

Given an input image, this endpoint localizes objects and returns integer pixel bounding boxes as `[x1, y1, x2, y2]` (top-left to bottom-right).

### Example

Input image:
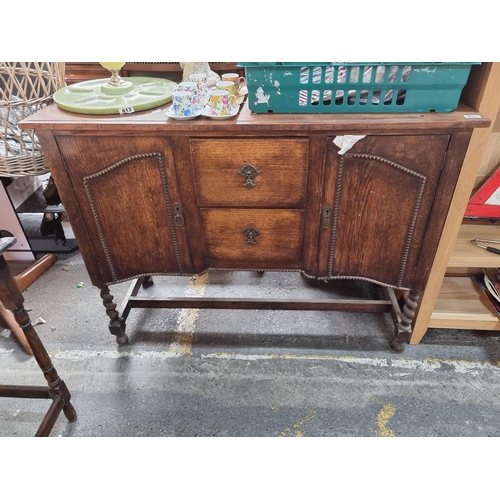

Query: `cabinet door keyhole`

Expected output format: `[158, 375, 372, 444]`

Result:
[322, 205, 332, 228]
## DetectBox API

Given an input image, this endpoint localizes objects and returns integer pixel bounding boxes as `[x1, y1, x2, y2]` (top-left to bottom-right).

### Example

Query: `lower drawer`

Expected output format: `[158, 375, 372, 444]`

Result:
[200, 208, 304, 269]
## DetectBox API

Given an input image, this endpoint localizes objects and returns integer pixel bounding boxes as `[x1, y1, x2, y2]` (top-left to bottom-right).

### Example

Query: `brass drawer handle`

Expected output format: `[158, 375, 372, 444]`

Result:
[238, 163, 260, 189]
[242, 225, 260, 245]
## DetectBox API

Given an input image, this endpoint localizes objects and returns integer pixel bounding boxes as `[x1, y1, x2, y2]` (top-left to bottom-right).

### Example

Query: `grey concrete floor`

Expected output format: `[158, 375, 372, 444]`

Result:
[2, 249, 500, 437]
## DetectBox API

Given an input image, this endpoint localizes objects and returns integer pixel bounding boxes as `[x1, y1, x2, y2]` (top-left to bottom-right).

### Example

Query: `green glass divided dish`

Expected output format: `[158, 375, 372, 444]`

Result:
[53, 77, 177, 115]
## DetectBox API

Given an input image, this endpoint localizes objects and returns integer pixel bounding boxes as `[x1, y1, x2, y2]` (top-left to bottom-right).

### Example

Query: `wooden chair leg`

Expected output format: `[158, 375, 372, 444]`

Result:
[0, 253, 56, 355]
[0, 237, 76, 436]
[14, 253, 57, 292]
[0, 301, 33, 355]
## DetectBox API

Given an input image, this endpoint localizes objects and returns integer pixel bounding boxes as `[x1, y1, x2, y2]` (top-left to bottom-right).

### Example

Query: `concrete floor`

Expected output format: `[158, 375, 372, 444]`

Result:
[2, 249, 500, 437]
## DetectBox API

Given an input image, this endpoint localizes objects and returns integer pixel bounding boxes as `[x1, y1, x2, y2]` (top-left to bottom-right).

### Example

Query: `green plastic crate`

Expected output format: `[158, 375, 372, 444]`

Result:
[239, 62, 478, 114]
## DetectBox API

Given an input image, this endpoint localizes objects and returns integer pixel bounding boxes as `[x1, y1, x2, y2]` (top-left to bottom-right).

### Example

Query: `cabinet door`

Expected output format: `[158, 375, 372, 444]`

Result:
[317, 134, 450, 289]
[56, 135, 192, 285]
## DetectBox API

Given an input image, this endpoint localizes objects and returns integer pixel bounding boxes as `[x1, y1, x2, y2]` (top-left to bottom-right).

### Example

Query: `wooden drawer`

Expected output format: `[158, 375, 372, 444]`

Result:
[200, 208, 304, 269]
[190, 138, 308, 207]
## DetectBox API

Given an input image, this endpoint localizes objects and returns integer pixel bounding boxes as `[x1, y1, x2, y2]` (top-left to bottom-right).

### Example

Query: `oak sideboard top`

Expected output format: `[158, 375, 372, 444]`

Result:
[20, 101, 491, 135]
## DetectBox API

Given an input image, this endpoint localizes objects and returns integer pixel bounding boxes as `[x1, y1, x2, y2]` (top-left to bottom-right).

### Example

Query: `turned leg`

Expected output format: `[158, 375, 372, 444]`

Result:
[100, 286, 128, 345]
[390, 290, 419, 353]
[142, 275, 154, 288]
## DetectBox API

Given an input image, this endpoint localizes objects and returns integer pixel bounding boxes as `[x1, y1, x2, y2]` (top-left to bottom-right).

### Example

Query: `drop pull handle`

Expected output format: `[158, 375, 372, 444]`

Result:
[238, 163, 260, 189]
[173, 203, 185, 227]
[242, 225, 260, 245]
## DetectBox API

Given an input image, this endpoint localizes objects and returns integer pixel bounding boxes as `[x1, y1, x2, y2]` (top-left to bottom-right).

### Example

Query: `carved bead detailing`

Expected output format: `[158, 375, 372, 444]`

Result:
[105, 268, 298, 286]
[83, 151, 184, 280]
[238, 163, 260, 189]
[328, 155, 345, 276]
[312, 273, 411, 291]
[328, 153, 426, 288]
[102, 269, 409, 291]
[352, 153, 426, 180]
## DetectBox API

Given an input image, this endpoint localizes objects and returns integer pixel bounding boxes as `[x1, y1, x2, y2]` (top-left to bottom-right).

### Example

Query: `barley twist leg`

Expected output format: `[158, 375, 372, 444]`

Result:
[100, 286, 128, 345]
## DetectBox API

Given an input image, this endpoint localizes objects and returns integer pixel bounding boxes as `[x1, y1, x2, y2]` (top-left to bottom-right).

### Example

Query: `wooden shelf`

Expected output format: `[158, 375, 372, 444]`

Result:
[12, 187, 78, 255]
[428, 223, 500, 330]
[429, 223, 500, 330]
[16, 186, 64, 214]
[429, 276, 500, 330]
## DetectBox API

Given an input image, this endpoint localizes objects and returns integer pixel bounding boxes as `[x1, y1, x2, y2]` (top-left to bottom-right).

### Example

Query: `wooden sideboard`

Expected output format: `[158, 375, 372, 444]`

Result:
[20, 102, 489, 351]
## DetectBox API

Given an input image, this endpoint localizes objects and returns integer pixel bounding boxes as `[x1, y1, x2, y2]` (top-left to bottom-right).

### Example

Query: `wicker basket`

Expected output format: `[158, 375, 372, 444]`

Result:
[0, 62, 66, 177]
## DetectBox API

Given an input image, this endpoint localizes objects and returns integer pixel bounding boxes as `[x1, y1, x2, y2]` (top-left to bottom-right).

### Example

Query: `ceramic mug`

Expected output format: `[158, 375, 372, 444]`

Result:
[188, 73, 208, 95]
[178, 81, 198, 94]
[222, 73, 246, 93]
[216, 80, 237, 96]
[171, 90, 196, 117]
[206, 89, 237, 116]
[177, 82, 202, 110]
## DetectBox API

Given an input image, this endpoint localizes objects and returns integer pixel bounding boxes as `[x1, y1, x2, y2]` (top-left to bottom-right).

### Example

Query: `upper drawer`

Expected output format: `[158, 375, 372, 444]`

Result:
[190, 138, 309, 207]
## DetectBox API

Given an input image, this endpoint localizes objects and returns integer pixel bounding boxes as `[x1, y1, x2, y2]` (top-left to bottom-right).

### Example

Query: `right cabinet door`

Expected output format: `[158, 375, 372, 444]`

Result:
[317, 134, 450, 289]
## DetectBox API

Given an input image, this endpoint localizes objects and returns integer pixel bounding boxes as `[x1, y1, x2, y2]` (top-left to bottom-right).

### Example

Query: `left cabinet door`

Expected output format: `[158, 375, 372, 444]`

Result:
[56, 135, 192, 284]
